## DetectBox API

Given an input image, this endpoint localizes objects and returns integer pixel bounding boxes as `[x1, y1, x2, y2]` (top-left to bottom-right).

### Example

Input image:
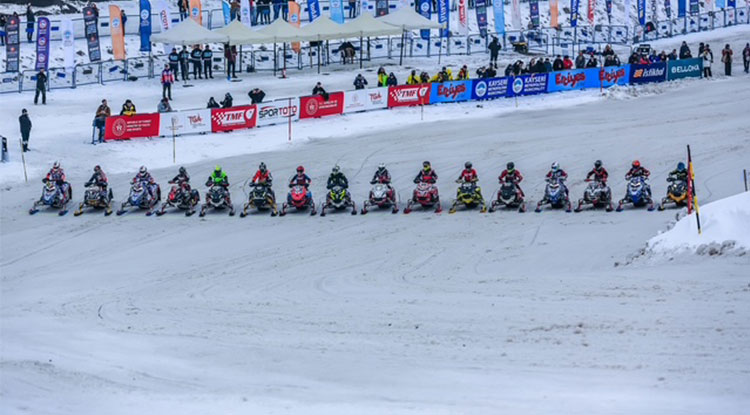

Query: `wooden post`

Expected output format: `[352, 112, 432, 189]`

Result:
[19, 139, 28, 183]
[172, 117, 177, 164]
[288, 97, 292, 141]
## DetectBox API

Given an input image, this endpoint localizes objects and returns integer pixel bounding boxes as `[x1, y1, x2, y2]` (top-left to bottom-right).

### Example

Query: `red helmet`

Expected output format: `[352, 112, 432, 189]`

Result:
[296, 165, 304, 173]
[632, 160, 641, 168]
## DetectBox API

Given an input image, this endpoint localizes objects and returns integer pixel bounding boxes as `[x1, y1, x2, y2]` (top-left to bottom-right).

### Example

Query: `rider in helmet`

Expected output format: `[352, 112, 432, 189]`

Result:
[132, 165, 159, 200]
[586, 160, 609, 184]
[85, 165, 109, 200]
[252, 162, 275, 199]
[370, 163, 392, 185]
[288, 165, 313, 204]
[545, 162, 568, 195]
[499, 162, 524, 197]
[625, 160, 650, 180]
[414, 161, 438, 184]
[667, 162, 688, 183]
[206, 165, 231, 204]
[44, 161, 67, 187]
[169, 166, 199, 204]
[458, 161, 478, 183]
[327, 165, 349, 189]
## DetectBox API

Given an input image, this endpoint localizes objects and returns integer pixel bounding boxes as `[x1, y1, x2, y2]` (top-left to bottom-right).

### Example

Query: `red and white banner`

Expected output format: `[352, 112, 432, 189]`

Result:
[343, 87, 388, 113]
[105, 114, 160, 140]
[256, 98, 300, 127]
[457, 0, 468, 35]
[210, 105, 258, 132]
[588, 0, 595, 25]
[299, 92, 345, 119]
[159, 109, 212, 136]
[387, 84, 431, 108]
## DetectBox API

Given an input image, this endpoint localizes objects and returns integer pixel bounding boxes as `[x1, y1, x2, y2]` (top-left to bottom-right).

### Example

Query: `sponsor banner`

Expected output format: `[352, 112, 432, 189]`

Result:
[300, 92, 345, 119]
[689, 0, 699, 15]
[550, 0, 559, 28]
[511, 0, 521, 29]
[493, 0, 505, 34]
[211, 105, 258, 132]
[475, 0, 488, 37]
[309, 0, 322, 21]
[584, 65, 630, 88]
[429, 80, 472, 104]
[105, 114, 161, 140]
[388, 84, 431, 108]
[83, 6, 102, 62]
[471, 77, 509, 100]
[376, 0, 389, 16]
[547, 69, 587, 92]
[678, 0, 686, 17]
[156, 0, 172, 54]
[330, 0, 345, 23]
[109, 5, 126, 60]
[343, 87, 389, 113]
[587, 0, 595, 25]
[222, 0, 231, 25]
[6, 15, 20, 72]
[530, 0, 540, 28]
[437, 0, 449, 37]
[190, 0, 203, 25]
[139, 0, 152, 52]
[629, 62, 667, 84]
[35, 17, 50, 71]
[241, 0, 252, 27]
[667, 58, 702, 80]
[638, 0, 646, 25]
[418, 0, 431, 40]
[289, 2, 301, 52]
[257, 99, 301, 126]
[507, 73, 549, 97]
[61, 18, 76, 70]
[159, 109, 212, 136]
[570, 0, 580, 27]
[457, 0, 468, 35]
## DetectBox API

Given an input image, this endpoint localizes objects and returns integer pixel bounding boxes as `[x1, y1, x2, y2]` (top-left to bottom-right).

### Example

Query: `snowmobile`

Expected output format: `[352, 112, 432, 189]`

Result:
[449, 181, 486, 213]
[658, 178, 688, 211]
[29, 180, 72, 216]
[320, 186, 356, 216]
[574, 180, 613, 212]
[74, 184, 113, 216]
[535, 178, 572, 212]
[240, 184, 278, 217]
[116, 181, 160, 216]
[361, 183, 398, 214]
[279, 185, 316, 216]
[489, 180, 525, 212]
[616, 177, 655, 211]
[199, 185, 235, 217]
[404, 181, 441, 214]
[155, 183, 199, 216]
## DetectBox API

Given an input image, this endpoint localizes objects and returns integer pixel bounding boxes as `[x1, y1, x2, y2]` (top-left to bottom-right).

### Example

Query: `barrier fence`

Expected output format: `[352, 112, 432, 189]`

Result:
[103, 58, 703, 141]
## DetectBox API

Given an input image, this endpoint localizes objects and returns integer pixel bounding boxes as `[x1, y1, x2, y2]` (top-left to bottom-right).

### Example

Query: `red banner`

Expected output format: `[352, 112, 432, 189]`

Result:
[105, 114, 160, 140]
[210, 105, 258, 132]
[387, 84, 431, 108]
[299, 92, 345, 119]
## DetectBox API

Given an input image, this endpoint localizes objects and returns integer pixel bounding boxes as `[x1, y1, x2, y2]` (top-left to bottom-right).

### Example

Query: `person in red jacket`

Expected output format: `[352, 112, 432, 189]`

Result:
[44, 161, 71, 201]
[414, 161, 438, 184]
[624, 160, 651, 197]
[499, 162, 524, 197]
[586, 160, 609, 184]
[252, 162, 274, 198]
[562, 55, 574, 69]
[457, 161, 478, 183]
[161, 64, 175, 101]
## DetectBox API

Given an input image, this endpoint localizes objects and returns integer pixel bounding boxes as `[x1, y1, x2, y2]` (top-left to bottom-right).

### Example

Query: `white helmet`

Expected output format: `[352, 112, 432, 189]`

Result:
[551, 162, 559, 171]
[139, 165, 147, 174]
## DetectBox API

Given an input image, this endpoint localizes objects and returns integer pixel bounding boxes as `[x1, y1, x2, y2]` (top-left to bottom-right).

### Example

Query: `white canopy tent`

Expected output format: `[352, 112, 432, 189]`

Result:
[151, 18, 229, 45]
[377, 8, 445, 65]
[255, 19, 307, 74]
[215, 20, 272, 45]
[341, 13, 403, 68]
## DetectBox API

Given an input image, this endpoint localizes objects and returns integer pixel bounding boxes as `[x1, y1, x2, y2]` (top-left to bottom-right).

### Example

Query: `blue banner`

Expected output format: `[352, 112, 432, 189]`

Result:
[330, 0, 345, 23]
[530, 0, 540, 28]
[471, 77, 508, 100]
[222, 0, 231, 25]
[629, 62, 667, 84]
[665, 0, 672, 18]
[689, 0, 698, 15]
[728, 0, 735, 7]
[429, 80, 472, 103]
[678, 0, 686, 17]
[5, 15, 19, 72]
[437, 0, 449, 37]
[606, 0, 612, 16]
[139, 0, 152, 52]
[667, 58, 702, 80]
[637, 0, 646, 25]
[507, 73, 548, 97]
[308, 0, 321, 21]
[418, 0, 431, 40]
[475, 0, 488, 38]
[586, 65, 631, 88]
[547, 68, 587, 92]
[716, 0, 725, 8]
[35, 17, 50, 71]
[492, 0, 505, 35]
[570, 0, 579, 27]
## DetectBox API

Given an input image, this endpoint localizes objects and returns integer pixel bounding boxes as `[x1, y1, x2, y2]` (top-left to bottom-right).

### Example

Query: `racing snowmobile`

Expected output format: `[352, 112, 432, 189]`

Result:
[658, 178, 688, 211]
[449, 181, 486, 213]
[116, 181, 161, 216]
[279, 185, 316, 216]
[361, 183, 398, 214]
[74, 184, 113, 216]
[616, 177, 655, 211]
[155, 183, 199, 216]
[489, 179, 525, 212]
[574, 180, 614, 212]
[199, 185, 235, 217]
[240, 184, 278, 217]
[320, 186, 356, 216]
[404, 182, 441, 214]
[535, 178, 572, 212]
[29, 180, 72, 216]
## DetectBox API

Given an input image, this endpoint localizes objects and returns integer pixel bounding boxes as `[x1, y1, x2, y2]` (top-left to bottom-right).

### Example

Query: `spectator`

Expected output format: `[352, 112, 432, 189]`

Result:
[0, 14, 7, 46]
[701, 46, 713, 78]
[586, 54, 598, 68]
[602, 44, 614, 57]
[406, 70, 419, 85]
[552, 55, 563, 71]
[377, 67, 387, 87]
[679, 41, 692, 59]
[260, 0, 272, 25]
[562, 55, 573, 69]
[353, 73, 368, 90]
[575, 51, 586, 69]
[120, 9, 127, 37]
[339, 41, 355, 64]
[721, 44, 733, 76]
[179, 0, 189, 20]
[179, 46, 190, 81]
[120, 99, 136, 116]
[34, 69, 47, 105]
[220, 93, 233, 108]
[628, 52, 639, 64]
[19, 109, 31, 152]
[161, 64, 175, 100]
[638, 54, 650, 65]
[533, 59, 546, 73]
[604, 53, 621, 67]
[667, 49, 678, 60]
[93, 99, 111, 143]
[89, 3, 100, 18]
[225, 44, 238, 78]
[230, 0, 241, 21]
[168, 47, 180, 79]
[312, 82, 329, 100]
[202, 44, 214, 79]
[456, 65, 469, 80]
[191, 45, 203, 79]
[698, 42, 705, 56]
[273, 0, 284, 21]
[743, 43, 750, 74]
[488, 36, 501, 68]
[348, 0, 358, 19]
[207, 97, 220, 108]
[386, 72, 398, 86]
[658, 51, 668, 62]
[25, 5, 34, 43]
[419, 71, 430, 84]
[543, 58, 552, 72]
[157, 97, 173, 113]
[248, 88, 265, 104]
[483, 65, 497, 78]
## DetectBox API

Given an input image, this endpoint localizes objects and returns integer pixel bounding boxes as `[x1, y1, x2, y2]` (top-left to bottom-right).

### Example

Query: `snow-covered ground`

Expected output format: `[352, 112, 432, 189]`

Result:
[1, 25, 750, 415]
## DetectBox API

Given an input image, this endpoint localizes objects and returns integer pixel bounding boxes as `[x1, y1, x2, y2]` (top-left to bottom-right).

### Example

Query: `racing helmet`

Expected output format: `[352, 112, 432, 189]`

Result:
[423, 161, 431, 171]
[332, 165, 340, 173]
[297, 165, 305, 173]
[551, 162, 559, 171]
[677, 162, 686, 171]
[632, 160, 641, 168]
[594, 160, 602, 169]
[259, 162, 267, 172]
[465, 161, 472, 169]
[139, 165, 147, 174]
[377, 163, 386, 171]
[53, 161, 60, 169]
[507, 162, 515, 171]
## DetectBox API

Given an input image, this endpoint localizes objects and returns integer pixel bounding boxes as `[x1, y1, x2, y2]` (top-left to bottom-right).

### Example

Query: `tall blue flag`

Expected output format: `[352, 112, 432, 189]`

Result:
[665, 0, 672, 18]
[475, 0, 488, 38]
[492, 0, 505, 35]
[418, 0, 431, 40]
[139, 0, 152, 52]
[570, 0, 579, 27]
[689, 0, 698, 15]
[437, 0, 449, 37]
[35, 17, 50, 70]
[715, 0, 725, 8]
[222, 0, 231, 25]
[728, 0, 735, 7]
[678, 0, 686, 17]
[308, 0, 321, 21]
[637, 0, 646, 25]
[330, 0, 344, 23]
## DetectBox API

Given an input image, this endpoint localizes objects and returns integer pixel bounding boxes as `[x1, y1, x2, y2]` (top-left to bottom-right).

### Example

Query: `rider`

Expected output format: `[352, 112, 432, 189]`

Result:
[586, 160, 609, 185]
[44, 161, 70, 200]
[132, 165, 160, 200]
[499, 162, 524, 197]
[370, 163, 392, 185]
[456, 161, 483, 200]
[327, 165, 349, 190]
[288, 165, 313, 204]
[85, 165, 108, 200]
[169, 166, 199, 204]
[414, 161, 438, 184]
[667, 162, 688, 183]
[545, 162, 569, 194]
[206, 165, 232, 205]
[625, 160, 651, 196]
[252, 162, 275, 200]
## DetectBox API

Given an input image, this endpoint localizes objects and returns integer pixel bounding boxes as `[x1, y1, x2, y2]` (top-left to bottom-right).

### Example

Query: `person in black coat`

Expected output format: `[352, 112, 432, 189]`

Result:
[679, 41, 692, 59]
[312, 82, 329, 101]
[248, 88, 265, 104]
[552, 55, 564, 71]
[191, 45, 203, 79]
[34, 69, 47, 105]
[207, 97, 220, 108]
[488, 36, 501, 68]
[179, 46, 190, 81]
[19, 109, 31, 152]
[168, 48, 180, 79]
[202, 45, 214, 79]
[220, 93, 233, 108]
[25, 5, 35, 43]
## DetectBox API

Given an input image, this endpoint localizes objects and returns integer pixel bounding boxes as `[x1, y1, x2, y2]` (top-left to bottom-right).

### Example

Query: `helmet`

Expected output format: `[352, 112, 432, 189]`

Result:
[94, 165, 101, 172]
[551, 162, 559, 171]
[507, 162, 515, 171]
[259, 162, 267, 172]
[214, 165, 222, 173]
[332, 165, 340, 173]
[423, 161, 431, 171]
[297, 165, 304, 173]
[139, 165, 147, 174]
[53, 161, 60, 169]
[594, 160, 602, 169]
[464, 161, 472, 169]
[632, 160, 641, 168]
[377, 163, 386, 171]
[677, 162, 686, 171]
[179, 166, 186, 175]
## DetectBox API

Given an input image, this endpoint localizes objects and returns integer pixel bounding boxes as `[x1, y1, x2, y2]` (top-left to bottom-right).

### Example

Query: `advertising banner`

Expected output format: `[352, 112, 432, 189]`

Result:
[638, 0, 646, 25]
[585, 65, 630, 88]
[83, 6, 102, 62]
[190, 0, 203, 25]
[387, 84, 431, 108]
[159, 109, 212, 136]
[109, 5, 126, 60]
[156, 0, 172, 53]
[689, 0, 699, 15]
[289, 2, 301, 52]
[222, 0, 231, 25]
[418, 0, 431, 40]
[475, 0, 488, 37]
[471, 77, 509, 100]
[330, 0, 345, 23]
[530, 0, 540, 28]
[61, 18, 76, 70]
[493, 0, 505, 34]
[105, 114, 161, 140]
[139, 0, 152, 52]
[300, 92, 345, 119]
[241, 0, 252, 26]
[678, 0, 686, 17]
[570, 0, 580, 27]
[588, 0, 595, 25]
[5, 15, 20, 72]
[629, 62, 667, 84]
[376, 0, 389, 16]
[437, 0, 449, 37]
[667, 58, 702, 80]
[429, 80, 472, 104]
[35, 17, 50, 71]
[457, 0, 468, 35]
[256, 98, 301, 126]
[343, 87, 389, 113]
[507, 73, 549, 97]
[550, 0, 559, 28]
[511, 0, 521, 29]
[547, 69, 588, 92]
[211, 105, 258, 132]
[309, 0, 322, 20]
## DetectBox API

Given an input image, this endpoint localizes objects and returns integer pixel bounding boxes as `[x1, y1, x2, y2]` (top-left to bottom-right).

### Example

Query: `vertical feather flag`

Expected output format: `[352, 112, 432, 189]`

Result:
[109, 5, 126, 60]
[189, 0, 203, 25]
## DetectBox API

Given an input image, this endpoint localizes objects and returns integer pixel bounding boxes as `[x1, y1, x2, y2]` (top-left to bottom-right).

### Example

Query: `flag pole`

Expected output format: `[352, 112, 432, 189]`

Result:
[687, 145, 701, 235]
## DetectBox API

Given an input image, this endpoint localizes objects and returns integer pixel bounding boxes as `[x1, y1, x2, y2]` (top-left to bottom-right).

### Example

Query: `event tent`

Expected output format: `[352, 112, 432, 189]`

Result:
[151, 18, 229, 45]
[215, 20, 272, 45]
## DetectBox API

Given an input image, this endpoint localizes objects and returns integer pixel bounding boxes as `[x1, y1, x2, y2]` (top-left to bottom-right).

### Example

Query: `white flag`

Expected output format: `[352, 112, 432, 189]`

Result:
[511, 0, 522, 30]
[61, 18, 76, 71]
[241, 0, 252, 27]
[625, 0, 631, 25]
[156, 0, 172, 54]
[457, 0, 468, 35]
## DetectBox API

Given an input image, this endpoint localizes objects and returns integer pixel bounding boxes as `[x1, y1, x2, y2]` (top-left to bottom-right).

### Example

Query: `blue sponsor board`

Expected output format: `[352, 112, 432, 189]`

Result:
[506, 73, 548, 97]
[667, 58, 702, 80]
[430, 80, 472, 104]
[629, 62, 667, 84]
[583, 65, 630, 88]
[471, 77, 508, 100]
[547, 68, 587, 92]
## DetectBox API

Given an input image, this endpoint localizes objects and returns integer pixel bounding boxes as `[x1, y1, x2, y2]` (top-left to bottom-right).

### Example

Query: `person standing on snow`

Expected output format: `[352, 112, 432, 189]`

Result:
[499, 162, 524, 198]
[191, 45, 203, 79]
[168, 48, 180, 79]
[34, 68, 47, 105]
[575, 51, 586, 69]
[220, 93, 233, 108]
[202, 45, 214, 79]
[25, 5, 35, 43]
[161, 64, 175, 100]
[701, 45, 713, 78]
[18, 109, 31, 152]
[120, 99, 136, 116]
[679, 41, 692, 59]
[721, 44, 733, 76]
[353, 73, 368, 90]
[93, 99, 111, 143]
[488, 36, 501, 68]
[743, 43, 750, 73]
[179, 46, 191, 81]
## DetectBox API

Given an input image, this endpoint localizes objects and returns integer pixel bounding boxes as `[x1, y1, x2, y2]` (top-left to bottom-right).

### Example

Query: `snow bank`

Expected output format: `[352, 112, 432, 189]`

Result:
[648, 191, 750, 255]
